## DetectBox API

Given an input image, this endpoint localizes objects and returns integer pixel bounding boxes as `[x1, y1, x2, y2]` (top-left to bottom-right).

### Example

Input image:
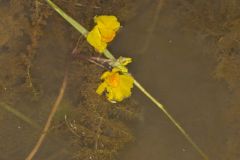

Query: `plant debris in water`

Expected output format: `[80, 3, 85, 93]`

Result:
[0, 0, 140, 159]
[3, 0, 240, 159]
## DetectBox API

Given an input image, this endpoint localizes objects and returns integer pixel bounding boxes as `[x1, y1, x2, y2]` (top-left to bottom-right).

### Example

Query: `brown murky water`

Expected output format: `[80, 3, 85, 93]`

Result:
[115, 1, 230, 160]
[1, 0, 240, 160]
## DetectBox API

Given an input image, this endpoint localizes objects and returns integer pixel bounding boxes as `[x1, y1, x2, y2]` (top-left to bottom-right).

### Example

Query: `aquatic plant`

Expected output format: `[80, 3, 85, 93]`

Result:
[3, 1, 240, 159]
[41, 0, 209, 160]
[0, 1, 139, 159]
[87, 15, 120, 52]
[96, 67, 134, 102]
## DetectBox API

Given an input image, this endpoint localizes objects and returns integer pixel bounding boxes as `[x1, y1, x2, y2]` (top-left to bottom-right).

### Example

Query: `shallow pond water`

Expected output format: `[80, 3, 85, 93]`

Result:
[117, 5, 222, 160]
[1, 0, 240, 160]
[114, 1, 240, 160]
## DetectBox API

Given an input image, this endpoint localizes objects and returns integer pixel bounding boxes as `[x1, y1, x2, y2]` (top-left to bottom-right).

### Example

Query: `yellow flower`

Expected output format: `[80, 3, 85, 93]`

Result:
[96, 68, 134, 102]
[94, 15, 120, 43]
[87, 26, 107, 53]
[87, 15, 120, 53]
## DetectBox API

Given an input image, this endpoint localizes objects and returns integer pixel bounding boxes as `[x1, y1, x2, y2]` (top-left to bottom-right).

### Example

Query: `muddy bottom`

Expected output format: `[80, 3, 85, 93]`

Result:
[1, 0, 240, 160]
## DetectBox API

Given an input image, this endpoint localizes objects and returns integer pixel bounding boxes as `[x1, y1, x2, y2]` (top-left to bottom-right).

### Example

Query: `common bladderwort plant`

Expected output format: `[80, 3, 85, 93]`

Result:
[44, 0, 209, 159]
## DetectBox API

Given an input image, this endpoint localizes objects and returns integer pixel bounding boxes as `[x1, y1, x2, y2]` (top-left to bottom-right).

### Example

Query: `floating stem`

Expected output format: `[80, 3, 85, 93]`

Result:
[46, 0, 88, 37]
[133, 80, 209, 160]
[45, 0, 209, 159]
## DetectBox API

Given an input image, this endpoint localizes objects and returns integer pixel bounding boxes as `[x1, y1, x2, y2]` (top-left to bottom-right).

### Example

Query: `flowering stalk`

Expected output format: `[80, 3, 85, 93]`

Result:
[45, 0, 209, 159]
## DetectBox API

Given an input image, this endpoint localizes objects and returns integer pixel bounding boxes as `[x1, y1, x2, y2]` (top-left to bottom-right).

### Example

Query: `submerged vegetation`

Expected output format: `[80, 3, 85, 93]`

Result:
[45, 0, 209, 159]
[175, 0, 240, 87]
[1, 0, 240, 160]
[0, 0, 140, 159]
[175, 0, 240, 159]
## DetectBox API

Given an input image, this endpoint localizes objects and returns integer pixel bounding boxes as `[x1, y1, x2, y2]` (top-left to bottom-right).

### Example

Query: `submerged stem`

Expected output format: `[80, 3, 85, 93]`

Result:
[45, 0, 209, 159]
[133, 80, 209, 160]
[0, 102, 38, 128]
[46, 0, 88, 37]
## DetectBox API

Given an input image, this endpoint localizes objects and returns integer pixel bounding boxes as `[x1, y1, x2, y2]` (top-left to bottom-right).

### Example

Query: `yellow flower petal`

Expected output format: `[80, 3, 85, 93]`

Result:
[87, 15, 120, 52]
[100, 70, 111, 79]
[95, 15, 120, 43]
[87, 26, 107, 53]
[94, 15, 120, 32]
[96, 68, 134, 102]
[96, 82, 107, 95]
[99, 28, 116, 43]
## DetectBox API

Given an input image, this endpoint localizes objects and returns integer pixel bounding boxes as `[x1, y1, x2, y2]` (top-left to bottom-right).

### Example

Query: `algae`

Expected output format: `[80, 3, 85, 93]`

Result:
[2, 0, 240, 159]
[0, 0, 141, 159]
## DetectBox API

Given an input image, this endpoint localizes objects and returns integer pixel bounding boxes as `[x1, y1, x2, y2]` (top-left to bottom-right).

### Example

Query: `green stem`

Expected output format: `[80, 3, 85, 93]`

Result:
[46, 0, 88, 37]
[103, 49, 115, 60]
[133, 80, 209, 160]
[45, 0, 209, 159]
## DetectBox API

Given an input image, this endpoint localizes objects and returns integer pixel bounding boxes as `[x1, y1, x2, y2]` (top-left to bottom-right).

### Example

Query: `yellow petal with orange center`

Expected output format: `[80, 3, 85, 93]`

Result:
[96, 68, 134, 102]
[107, 72, 120, 87]
[99, 28, 116, 43]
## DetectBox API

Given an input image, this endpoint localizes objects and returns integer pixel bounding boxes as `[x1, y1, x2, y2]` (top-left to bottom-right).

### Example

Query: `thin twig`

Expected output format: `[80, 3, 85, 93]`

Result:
[94, 117, 103, 150]
[0, 102, 39, 128]
[25, 71, 68, 160]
